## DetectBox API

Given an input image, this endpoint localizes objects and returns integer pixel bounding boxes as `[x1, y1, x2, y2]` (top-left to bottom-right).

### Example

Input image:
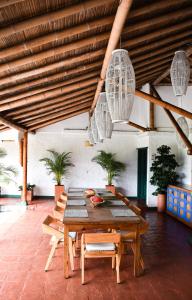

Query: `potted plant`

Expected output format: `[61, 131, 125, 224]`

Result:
[92, 150, 126, 194]
[40, 149, 74, 202]
[150, 145, 179, 212]
[0, 147, 17, 186]
[18, 184, 35, 204]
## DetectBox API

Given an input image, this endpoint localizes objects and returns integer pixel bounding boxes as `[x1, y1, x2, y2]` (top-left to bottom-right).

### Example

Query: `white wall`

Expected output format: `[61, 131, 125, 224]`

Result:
[0, 85, 191, 206]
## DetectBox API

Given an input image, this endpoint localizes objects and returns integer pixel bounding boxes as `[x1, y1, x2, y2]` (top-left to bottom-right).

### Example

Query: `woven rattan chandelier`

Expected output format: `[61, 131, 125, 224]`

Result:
[95, 92, 113, 139]
[170, 50, 190, 106]
[87, 122, 95, 145]
[106, 49, 135, 123]
[91, 112, 103, 144]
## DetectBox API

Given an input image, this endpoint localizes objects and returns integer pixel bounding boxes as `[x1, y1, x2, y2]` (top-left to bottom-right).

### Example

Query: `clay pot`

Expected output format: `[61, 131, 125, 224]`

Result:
[55, 185, 64, 202]
[157, 193, 166, 212]
[106, 185, 116, 195]
[21, 190, 33, 205]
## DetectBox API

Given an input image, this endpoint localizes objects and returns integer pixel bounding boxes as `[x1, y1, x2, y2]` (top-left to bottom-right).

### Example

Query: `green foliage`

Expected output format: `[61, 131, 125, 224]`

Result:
[18, 183, 35, 191]
[150, 145, 179, 195]
[0, 148, 17, 185]
[92, 150, 126, 185]
[39, 149, 74, 185]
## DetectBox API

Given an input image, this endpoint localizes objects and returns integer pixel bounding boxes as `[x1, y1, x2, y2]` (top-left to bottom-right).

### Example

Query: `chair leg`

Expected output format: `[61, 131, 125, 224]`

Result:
[116, 254, 121, 284]
[72, 242, 77, 257]
[81, 253, 85, 284]
[69, 237, 75, 271]
[45, 239, 58, 272]
[112, 256, 115, 269]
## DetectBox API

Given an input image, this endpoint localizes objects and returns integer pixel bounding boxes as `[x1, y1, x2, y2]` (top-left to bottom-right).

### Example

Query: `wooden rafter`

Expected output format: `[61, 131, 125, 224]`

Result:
[151, 85, 192, 154]
[91, 0, 133, 111]
[135, 90, 192, 119]
[0, 114, 27, 132]
[128, 121, 148, 132]
[0, 0, 24, 8]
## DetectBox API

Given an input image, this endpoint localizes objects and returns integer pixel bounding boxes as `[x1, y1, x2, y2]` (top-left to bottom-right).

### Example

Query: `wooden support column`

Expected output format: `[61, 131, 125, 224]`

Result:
[19, 139, 23, 167]
[149, 86, 155, 130]
[22, 132, 28, 203]
[150, 85, 192, 155]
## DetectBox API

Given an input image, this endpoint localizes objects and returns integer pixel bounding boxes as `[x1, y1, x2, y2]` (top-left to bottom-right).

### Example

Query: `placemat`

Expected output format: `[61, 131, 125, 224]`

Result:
[111, 209, 137, 217]
[64, 209, 88, 218]
[109, 200, 126, 206]
[67, 200, 86, 206]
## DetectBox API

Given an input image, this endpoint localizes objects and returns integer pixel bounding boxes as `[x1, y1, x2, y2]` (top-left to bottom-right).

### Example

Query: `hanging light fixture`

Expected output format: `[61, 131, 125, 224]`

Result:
[87, 122, 95, 146]
[170, 50, 190, 106]
[95, 92, 113, 139]
[106, 49, 135, 123]
[170, 50, 190, 148]
[91, 112, 103, 144]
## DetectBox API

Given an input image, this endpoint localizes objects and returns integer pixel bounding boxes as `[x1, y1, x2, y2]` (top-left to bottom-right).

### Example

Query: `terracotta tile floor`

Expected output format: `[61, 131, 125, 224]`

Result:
[0, 199, 192, 300]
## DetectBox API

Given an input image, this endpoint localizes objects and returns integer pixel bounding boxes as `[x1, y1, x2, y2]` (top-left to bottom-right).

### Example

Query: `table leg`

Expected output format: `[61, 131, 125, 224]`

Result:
[64, 224, 69, 278]
[134, 225, 141, 277]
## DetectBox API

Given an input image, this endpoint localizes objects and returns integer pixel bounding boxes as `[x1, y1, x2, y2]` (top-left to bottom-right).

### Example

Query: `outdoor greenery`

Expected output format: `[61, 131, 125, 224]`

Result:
[92, 150, 126, 185]
[150, 145, 179, 195]
[39, 149, 74, 185]
[0, 148, 17, 184]
[18, 183, 35, 191]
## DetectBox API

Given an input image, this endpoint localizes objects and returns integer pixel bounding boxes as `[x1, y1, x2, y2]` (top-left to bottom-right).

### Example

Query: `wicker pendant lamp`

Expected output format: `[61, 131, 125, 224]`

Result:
[87, 122, 95, 145]
[170, 50, 190, 148]
[95, 92, 113, 139]
[106, 49, 135, 123]
[91, 112, 103, 144]
[170, 50, 190, 106]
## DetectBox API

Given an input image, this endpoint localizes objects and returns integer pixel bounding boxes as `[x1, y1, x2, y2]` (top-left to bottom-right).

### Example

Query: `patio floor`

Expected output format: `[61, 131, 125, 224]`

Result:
[0, 199, 192, 300]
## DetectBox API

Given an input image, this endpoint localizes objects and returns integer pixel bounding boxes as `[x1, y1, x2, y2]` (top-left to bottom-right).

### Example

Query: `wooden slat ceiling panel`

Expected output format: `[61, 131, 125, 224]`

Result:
[0, 0, 191, 132]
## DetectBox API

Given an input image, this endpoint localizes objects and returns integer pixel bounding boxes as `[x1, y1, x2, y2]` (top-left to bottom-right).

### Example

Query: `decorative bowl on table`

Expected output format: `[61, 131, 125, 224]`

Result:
[84, 188, 96, 198]
[90, 195, 105, 207]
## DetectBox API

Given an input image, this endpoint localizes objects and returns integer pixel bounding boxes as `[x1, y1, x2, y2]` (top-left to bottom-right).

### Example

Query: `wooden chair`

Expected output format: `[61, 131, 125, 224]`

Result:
[57, 192, 68, 209]
[119, 220, 149, 273]
[42, 215, 76, 272]
[81, 233, 121, 284]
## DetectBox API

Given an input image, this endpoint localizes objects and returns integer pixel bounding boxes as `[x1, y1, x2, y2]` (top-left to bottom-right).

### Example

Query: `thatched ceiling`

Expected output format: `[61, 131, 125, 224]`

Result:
[0, 0, 191, 132]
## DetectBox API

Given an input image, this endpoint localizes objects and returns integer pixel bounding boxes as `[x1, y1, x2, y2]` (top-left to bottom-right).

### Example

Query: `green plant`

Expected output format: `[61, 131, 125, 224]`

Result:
[150, 145, 179, 195]
[18, 183, 35, 191]
[92, 150, 126, 185]
[0, 148, 17, 184]
[39, 149, 74, 185]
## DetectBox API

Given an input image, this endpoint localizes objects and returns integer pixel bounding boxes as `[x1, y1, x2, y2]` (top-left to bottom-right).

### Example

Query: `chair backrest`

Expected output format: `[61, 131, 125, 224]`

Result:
[82, 233, 121, 244]
[116, 192, 124, 199]
[129, 204, 141, 215]
[57, 193, 68, 209]
[42, 215, 63, 239]
[53, 204, 64, 220]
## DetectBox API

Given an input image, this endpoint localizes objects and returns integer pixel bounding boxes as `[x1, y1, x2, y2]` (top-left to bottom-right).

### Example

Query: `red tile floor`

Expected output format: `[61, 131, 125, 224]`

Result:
[0, 199, 192, 300]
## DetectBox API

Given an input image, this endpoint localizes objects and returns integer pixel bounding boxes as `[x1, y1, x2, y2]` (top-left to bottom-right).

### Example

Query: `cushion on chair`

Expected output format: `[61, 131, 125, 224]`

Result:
[85, 243, 115, 251]
[69, 231, 76, 239]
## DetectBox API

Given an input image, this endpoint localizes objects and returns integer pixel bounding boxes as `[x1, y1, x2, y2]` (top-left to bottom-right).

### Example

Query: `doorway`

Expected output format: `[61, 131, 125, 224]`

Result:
[137, 147, 148, 203]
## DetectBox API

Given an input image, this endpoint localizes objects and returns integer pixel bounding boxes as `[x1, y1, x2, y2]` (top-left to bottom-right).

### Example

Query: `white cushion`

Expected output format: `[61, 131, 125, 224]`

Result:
[85, 243, 115, 251]
[69, 231, 76, 239]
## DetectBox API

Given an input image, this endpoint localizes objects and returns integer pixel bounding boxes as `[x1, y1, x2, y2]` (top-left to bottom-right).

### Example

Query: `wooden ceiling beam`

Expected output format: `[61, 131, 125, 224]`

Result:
[0, 69, 99, 104]
[6, 86, 95, 117]
[19, 98, 93, 124]
[91, 0, 133, 111]
[153, 46, 192, 84]
[151, 85, 192, 154]
[136, 64, 170, 80]
[135, 90, 192, 119]
[128, 121, 148, 132]
[0, 0, 114, 38]
[28, 108, 90, 131]
[0, 16, 113, 60]
[1, 6, 191, 74]
[0, 0, 24, 8]
[14, 96, 94, 121]
[25, 102, 92, 127]
[0, 77, 97, 112]
[0, 49, 105, 86]
[0, 114, 27, 132]
[0, 61, 101, 97]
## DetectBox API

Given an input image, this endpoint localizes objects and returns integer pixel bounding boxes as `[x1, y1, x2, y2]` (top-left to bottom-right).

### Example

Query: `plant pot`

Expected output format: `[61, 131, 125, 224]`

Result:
[157, 193, 166, 213]
[106, 185, 116, 195]
[21, 190, 33, 205]
[55, 185, 64, 202]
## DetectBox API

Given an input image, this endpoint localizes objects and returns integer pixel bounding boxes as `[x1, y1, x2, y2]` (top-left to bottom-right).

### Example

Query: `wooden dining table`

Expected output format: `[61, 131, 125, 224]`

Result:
[63, 192, 147, 279]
